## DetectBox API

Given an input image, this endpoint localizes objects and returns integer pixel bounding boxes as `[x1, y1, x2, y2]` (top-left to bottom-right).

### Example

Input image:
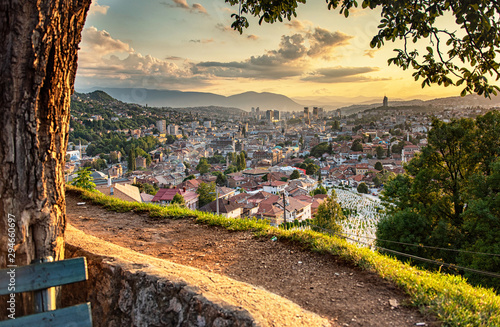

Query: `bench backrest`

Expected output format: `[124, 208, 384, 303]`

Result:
[0, 257, 92, 327]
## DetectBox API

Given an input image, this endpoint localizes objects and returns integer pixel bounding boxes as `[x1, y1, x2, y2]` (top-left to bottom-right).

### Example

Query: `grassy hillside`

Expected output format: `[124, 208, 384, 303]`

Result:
[66, 185, 500, 326]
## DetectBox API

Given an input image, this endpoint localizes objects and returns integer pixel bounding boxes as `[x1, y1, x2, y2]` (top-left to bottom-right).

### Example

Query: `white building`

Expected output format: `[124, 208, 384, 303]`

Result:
[168, 124, 179, 135]
[156, 120, 167, 134]
[262, 181, 287, 195]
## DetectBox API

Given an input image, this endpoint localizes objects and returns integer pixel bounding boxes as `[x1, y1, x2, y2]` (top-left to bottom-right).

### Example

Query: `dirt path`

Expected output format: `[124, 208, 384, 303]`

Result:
[66, 194, 440, 327]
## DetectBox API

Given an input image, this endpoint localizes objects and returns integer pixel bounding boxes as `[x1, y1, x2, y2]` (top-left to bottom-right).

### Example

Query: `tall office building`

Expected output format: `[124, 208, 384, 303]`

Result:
[156, 120, 166, 134]
[168, 124, 179, 135]
[266, 110, 273, 121]
[313, 107, 319, 118]
[304, 107, 310, 124]
[273, 110, 280, 121]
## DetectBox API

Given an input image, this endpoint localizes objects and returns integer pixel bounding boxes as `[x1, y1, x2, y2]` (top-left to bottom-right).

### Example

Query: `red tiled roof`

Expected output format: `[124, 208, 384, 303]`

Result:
[349, 174, 364, 182]
[152, 188, 198, 203]
[152, 188, 181, 202]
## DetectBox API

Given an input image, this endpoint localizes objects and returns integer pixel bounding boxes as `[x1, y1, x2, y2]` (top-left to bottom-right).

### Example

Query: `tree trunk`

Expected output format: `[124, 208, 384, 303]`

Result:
[0, 0, 91, 317]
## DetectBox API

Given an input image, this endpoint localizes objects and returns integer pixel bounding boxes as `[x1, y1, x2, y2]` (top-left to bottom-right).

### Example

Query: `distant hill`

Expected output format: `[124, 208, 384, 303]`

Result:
[87, 90, 116, 103]
[88, 87, 305, 112]
[73, 90, 117, 104]
[78, 87, 500, 114]
[336, 94, 500, 115]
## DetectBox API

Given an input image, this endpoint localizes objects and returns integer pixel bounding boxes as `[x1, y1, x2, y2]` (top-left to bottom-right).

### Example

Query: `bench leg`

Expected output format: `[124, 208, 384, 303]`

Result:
[31, 256, 56, 313]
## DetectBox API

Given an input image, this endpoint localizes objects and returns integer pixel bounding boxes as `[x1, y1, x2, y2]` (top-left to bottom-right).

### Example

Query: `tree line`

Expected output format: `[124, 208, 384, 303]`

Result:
[377, 111, 500, 291]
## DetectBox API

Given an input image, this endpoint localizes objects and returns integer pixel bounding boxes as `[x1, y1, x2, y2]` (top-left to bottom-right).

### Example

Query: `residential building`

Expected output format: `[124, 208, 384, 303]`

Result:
[156, 120, 167, 134]
[262, 181, 287, 195]
[136, 156, 147, 168]
[100, 183, 142, 203]
[152, 188, 199, 210]
[402, 145, 420, 163]
[355, 164, 369, 175]
[199, 198, 242, 219]
[168, 124, 179, 135]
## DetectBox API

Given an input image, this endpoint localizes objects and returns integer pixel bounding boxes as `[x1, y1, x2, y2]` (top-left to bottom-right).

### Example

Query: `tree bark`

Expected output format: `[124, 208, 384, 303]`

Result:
[0, 0, 91, 317]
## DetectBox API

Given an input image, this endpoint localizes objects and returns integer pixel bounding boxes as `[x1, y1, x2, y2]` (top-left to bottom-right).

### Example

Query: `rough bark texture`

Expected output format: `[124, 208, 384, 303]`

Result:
[0, 0, 91, 316]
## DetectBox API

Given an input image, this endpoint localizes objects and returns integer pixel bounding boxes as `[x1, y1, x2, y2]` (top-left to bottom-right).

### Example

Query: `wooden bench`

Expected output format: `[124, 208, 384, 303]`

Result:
[0, 257, 92, 327]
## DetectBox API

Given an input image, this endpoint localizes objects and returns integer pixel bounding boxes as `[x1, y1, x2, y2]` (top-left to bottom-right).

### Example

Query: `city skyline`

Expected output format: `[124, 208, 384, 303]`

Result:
[76, 0, 478, 103]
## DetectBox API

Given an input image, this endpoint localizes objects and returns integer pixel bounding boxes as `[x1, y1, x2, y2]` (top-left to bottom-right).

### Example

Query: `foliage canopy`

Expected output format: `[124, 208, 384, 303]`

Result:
[71, 167, 96, 191]
[196, 182, 216, 207]
[312, 191, 345, 234]
[171, 193, 186, 206]
[377, 111, 500, 290]
[290, 169, 301, 180]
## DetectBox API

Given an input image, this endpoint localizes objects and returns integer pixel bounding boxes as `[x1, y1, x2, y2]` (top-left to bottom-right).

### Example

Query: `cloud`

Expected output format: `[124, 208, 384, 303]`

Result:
[88, 0, 109, 15]
[285, 20, 313, 32]
[364, 49, 380, 58]
[189, 38, 214, 44]
[77, 25, 368, 91]
[314, 88, 330, 95]
[77, 27, 205, 90]
[80, 27, 133, 55]
[307, 28, 353, 59]
[302, 66, 383, 83]
[270, 34, 307, 60]
[346, 7, 368, 17]
[247, 34, 259, 40]
[78, 53, 207, 89]
[215, 23, 234, 33]
[193, 34, 309, 79]
[170, 0, 189, 9]
[161, 0, 207, 14]
[192, 3, 207, 14]
[192, 26, 356, 81]
[193, 60, 305, 79]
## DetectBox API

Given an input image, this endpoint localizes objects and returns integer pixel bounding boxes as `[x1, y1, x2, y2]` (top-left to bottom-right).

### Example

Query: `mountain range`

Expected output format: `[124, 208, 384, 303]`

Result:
[88, 88, 305, 112]
[83, 87, 500, 113]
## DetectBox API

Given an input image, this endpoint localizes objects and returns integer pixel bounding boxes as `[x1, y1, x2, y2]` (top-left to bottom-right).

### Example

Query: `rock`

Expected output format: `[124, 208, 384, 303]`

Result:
[389, 299, 399, 308]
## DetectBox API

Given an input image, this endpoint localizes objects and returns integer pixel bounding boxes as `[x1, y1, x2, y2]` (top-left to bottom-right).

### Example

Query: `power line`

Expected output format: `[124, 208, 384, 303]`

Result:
[372, 246, 500, 279]
[299, 223, 500, 280]
[334, 229, 500, 258]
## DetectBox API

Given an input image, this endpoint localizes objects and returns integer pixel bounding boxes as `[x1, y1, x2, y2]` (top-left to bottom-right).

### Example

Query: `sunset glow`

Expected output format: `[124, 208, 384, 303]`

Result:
[76, 0, 470, 103]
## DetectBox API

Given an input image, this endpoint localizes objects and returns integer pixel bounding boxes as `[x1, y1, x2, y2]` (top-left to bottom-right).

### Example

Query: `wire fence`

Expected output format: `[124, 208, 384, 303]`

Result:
[279, 221, 500, 280]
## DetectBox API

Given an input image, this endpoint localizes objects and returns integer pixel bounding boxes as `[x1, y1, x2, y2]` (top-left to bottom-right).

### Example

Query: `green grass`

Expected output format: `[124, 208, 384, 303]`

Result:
[66, 185, 500, 326]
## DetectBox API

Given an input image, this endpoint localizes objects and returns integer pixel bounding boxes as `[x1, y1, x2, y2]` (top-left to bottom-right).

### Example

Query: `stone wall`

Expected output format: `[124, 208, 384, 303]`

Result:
[62, 225, 331, 327]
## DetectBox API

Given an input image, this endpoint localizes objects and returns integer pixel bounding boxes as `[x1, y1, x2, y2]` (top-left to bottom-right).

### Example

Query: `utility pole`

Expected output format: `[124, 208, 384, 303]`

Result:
[282, 192, 286, 224]
[216, 185, 219, 216]
[210, 185, 220, 216]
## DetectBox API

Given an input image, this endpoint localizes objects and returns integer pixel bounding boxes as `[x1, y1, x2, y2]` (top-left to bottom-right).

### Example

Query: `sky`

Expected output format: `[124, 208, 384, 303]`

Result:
[75, 0, 470, 102]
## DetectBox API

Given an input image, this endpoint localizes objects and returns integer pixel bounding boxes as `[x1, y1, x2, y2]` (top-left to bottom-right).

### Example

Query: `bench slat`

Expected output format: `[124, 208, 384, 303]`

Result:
[0, 303, 92, 327]
[0, 257, 88, 295]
